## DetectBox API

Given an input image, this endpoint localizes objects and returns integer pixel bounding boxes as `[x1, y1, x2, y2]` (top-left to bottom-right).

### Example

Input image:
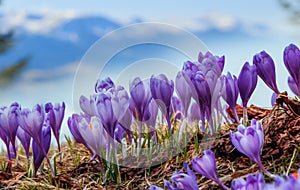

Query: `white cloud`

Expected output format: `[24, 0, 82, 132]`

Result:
[21, 62, 78, 81]
[1, 9, 82, 34]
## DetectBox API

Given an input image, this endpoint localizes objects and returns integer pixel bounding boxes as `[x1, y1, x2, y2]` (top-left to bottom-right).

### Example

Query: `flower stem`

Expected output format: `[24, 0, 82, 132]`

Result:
[243, 107, 248, 126]
[215, 178, 230, 190]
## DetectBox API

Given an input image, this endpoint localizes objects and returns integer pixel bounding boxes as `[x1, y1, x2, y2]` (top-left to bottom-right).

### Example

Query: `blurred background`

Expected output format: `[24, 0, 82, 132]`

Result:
[0, 0, 299, 146]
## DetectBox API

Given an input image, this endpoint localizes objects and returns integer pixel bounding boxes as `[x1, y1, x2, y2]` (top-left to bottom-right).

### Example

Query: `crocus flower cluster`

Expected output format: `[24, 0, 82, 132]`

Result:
[232, 170, 300, 190]
[0, 102, 65, 176]
[69, 77, 134, 167]
[150, 118, 298, 189]
[150, 150, 229, 190]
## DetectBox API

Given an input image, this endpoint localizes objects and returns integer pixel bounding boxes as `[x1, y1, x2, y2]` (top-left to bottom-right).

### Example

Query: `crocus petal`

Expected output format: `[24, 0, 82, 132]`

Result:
[288, 76, 300, 96]
[230, 120, 264, 164]
[175, 71, 192, 116]
[237, 62, 258, 107]
[18, 104, 45, 144]
[16, 127, 31, 162]
[253, 51, 280, 93]
[192, 149, 218, 181]
[77, 116, 108, 156]
[284, 43, 300, 84]
[95, 77, 115, 93]
[32, 123, 51, 174]
[150, 74, 174, 120]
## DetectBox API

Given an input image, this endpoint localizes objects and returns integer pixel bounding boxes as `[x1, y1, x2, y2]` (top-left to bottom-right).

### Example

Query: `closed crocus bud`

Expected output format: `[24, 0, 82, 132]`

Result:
[237, 62, 258, 108]
[67, 114, 94, 156]
[95, 77, 115, 93]
[221, 72, 239, 122]
[18, 104, 45, 144]
[17, 127, 31, 162]
[32, 123, 51, 175]
[150, 74, 174, 129]
[45, 102, 65, 153]
[288, 76, 300, 96]
[0, 103, 20, 157]
[175, 71, 192, 116]
[190, 71, 212, 132]
[130, 77, 152, 121]
[192, 149, 229, 190]
[96, 92, 118, 139]
[78, 116, 108, 156]
[284, 43, 300, 85]
[253, 51, 280, 93]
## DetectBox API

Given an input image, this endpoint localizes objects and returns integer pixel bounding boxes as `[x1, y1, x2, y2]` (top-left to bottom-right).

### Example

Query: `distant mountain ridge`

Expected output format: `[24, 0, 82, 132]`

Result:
[0, 15, 256, 73]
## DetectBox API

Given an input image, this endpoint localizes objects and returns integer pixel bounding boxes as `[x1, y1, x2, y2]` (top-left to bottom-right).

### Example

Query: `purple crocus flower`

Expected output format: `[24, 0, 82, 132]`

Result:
[96, 92, 118, 138]
[284, 43, 300, 96]
[111, 86, 131, 135]
[150, 74, 174, 130]
[95, 77, 115, 93]
[190, 72, 212, 132]
[77, 116, 108, 156]
[288, 76, 300, 96]
[18, 104, 55, 175]
[170, 172, 198, 190]
[237, 62, 258, 108]
[67, 114, 94, 156]
[231, 173, 264, 190]
[16, 127, 31, 162]
[197, 52, 224, 97]
[79, 95, 98, 117]
[192, 149, 229, 190]
[0, 102, 20, 158]
[198, 52, 225, 75]
[32, 122, 51, 175]
[170, 161, 198, 190]
[170, 96, 182, 120]
[130, 77, 152, 122]
[18, 104, 45, 144]
[253, 51, 280, 93]
[175, 71, 192, 116]
[0, 127, 12, 160]
[284, 44, 300, 87]
[221, 72, 239, 122]
[230, 119, 271, 176]
[45, 102, 65, 154]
